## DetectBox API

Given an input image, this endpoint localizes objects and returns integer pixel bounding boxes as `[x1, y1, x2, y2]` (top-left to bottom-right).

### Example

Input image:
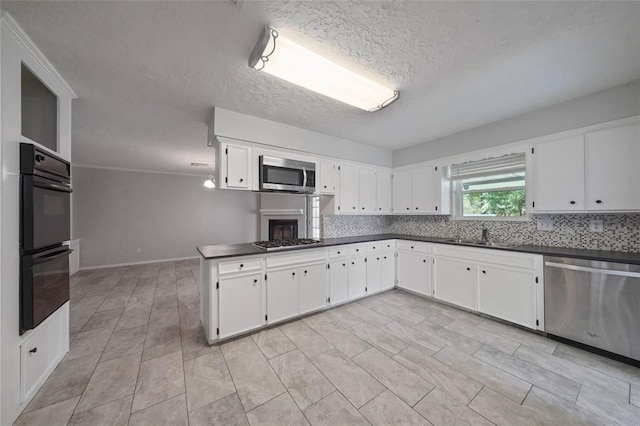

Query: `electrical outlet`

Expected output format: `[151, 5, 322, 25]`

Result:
[589, 219, 604, 233]
[536, 219, 554, 231]
[136, 248, 142, 254]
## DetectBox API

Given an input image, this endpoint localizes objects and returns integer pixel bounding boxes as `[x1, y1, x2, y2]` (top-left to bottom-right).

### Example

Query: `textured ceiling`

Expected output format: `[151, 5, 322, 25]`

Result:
[2, 1, 639, 174]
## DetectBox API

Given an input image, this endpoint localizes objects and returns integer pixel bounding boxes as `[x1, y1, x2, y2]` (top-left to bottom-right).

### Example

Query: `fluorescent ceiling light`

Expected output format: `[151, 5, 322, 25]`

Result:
[203, 175, 216, 189]
[249, 27, 399, 112]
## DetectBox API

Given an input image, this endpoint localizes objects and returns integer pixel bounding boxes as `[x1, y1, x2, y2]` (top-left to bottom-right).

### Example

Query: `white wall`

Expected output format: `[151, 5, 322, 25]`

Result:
[72, 166, 260, 268]
[393, 79, 640, 167]
[213, 107, 393, 167]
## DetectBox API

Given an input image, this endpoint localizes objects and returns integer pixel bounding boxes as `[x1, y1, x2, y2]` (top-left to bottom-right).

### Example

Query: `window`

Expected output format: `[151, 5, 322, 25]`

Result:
[308, 196, 321, 239]
[451, 153, 526, 218]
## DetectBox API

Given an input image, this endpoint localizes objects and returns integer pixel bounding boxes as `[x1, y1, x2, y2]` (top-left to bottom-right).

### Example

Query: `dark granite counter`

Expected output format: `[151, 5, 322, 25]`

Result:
[197, 233, 640, 265]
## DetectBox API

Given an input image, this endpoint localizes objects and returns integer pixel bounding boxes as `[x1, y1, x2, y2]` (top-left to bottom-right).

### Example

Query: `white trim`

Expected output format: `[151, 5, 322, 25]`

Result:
[72, 163, 213, 178]
[1, 12, 77, 99]
[79, 256, 199, 271]
[259, 209, 304, 215]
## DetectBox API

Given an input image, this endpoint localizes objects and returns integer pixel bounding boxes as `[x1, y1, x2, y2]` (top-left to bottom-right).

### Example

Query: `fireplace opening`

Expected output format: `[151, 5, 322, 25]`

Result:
[269, 219, 299, 241]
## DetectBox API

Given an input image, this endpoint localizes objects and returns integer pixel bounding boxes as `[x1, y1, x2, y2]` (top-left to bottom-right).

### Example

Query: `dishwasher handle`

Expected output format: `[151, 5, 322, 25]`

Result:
[545, 261, 640, 278]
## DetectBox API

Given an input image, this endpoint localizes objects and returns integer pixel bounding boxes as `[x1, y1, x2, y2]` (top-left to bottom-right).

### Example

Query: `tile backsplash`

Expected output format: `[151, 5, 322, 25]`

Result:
[322, 214, 640, 253]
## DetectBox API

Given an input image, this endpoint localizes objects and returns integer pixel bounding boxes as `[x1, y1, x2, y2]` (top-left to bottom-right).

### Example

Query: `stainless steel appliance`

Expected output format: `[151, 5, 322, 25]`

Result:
[545, 256, 640, 362]
[259, 155, 315, 193]
[253, 239, 321, 251]
[20, 143, 72, 333]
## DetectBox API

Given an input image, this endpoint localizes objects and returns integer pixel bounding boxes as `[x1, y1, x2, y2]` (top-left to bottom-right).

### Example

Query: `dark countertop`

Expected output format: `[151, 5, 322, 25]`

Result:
[197, 233, 640, 265]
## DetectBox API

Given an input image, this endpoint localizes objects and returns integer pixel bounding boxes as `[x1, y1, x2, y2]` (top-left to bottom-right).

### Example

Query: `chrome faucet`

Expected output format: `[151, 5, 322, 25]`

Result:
[481, 224, 490, 243]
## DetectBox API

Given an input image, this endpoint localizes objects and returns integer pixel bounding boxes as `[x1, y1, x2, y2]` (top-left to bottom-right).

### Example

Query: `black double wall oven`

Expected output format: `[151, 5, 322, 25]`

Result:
[20, 144, 73, 334]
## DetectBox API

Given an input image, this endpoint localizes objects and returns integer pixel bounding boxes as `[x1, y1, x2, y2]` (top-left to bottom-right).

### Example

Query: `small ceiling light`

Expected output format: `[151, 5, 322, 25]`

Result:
[203, 175, 216, 189]
[248, 26, 399, 112]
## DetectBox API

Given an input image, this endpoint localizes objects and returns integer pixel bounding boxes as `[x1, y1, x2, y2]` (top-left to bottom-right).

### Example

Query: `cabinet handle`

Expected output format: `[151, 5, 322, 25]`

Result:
[377, 257, 380, 260]
[352, 206, 356, 209]
[356, 249, 359, 252]
[304, 270, 308, 274]
[466, 267, 470, 271]
[570, 201, 576, 205]
[415, 207, 418, 210]
[423, 259, 427, 263]
[383, 256, 387, 259]
[406, 207, 410, 210]
[362, 207, 365, 210]
[482, 270, 486, 274]
[239, 264, 244, 268]
[253, 279, 258, 283]
[342, 263, 346, 266]
[337, 251, 340, 254]
[596, 200, 602, 204]
[351, 262, 355, 265]
[29, 347, 38, 354]
[324, 185, 327, 188]
[411, 246, 414, 249]
[292, 272, 296, 276]
[239, 178, 244, 182]
[379, 207, 382, 210]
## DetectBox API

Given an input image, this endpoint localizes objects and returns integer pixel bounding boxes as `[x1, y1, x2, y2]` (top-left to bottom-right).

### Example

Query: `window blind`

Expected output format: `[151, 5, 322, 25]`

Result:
[450, 153, 526, 181]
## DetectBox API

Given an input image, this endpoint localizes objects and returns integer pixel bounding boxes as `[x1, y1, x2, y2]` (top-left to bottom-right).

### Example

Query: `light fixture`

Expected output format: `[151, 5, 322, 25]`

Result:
[248, 26, 399, 112]
[203, 175, 216, 189]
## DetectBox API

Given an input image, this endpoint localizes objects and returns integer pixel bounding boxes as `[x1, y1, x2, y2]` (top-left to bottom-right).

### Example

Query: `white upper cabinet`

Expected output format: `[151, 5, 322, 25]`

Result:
[338, 164, 360, 213]
[585, 123, 640, 211]
[220, 142, 252, 190]
[320, 161, 338, 194]
[531, 135, 585, 212]
[413, 166, 437, 213]
[359, 168, 377, 213]
[375, 170, 393, 214]
[393, 169, 413, 213]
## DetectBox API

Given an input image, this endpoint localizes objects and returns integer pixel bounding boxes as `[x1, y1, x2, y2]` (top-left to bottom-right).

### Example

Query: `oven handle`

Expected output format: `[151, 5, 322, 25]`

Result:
[303, 168, 307, 188]
[33, 180, 73, 193]
[33, 248, 73, 265]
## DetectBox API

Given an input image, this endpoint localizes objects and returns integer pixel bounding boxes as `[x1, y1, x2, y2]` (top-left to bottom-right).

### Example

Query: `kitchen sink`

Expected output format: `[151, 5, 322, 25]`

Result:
[442, 239, 519, 249]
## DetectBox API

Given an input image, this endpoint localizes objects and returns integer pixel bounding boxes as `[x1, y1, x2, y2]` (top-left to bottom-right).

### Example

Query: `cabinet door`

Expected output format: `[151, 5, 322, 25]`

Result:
[532, 135, 585, 211]
[219, 273, 262, 338]
[375, 170, 393, 214]
[380, 254, 395, 290]
[225, 144, 251, 189]
[433, 257, 476, 310]
[586, 123, 640, 211]
[393, 169, 413, 213]
[266, 268, 299, 324]
[413, 166, 437, 213]
[366, 256, 382, 294]
[338, 164, 360, 213]
[477, 265, 536, 329]
[299, 264, 328, 314]
[359, 168, 377, 213]
[329, 260, 349, 305]
[397, 251, 430, 296]
[320, 161, 337, 194]
[348, 257, 367, 299]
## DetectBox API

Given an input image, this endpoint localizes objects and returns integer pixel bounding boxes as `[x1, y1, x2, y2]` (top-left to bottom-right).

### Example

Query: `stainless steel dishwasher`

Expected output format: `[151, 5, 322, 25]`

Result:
[544, 256, 640, 362]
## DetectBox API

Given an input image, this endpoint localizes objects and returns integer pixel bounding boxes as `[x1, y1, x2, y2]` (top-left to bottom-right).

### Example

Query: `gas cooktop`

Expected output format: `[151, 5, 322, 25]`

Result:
[253, 239, 322, 251]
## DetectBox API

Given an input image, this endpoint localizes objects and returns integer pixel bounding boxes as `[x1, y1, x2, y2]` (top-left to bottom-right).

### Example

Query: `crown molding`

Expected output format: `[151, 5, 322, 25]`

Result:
[1, 11, 77, 99]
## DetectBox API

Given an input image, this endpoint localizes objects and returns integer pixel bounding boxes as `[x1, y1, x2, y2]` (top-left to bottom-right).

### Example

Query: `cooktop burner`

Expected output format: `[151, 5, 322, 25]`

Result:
[253, 239, 322, 251]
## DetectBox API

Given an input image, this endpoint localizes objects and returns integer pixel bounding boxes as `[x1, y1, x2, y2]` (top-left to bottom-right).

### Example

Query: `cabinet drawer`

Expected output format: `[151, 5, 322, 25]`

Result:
[267, 250, 326, 269]
[329, 247, 348, 259]
[219, 258, 262, 275]
[21, 304, 69, 402]
[348, 244, 366, 256]
[397, 240, 431, 254]
[367, 240, 395, 253]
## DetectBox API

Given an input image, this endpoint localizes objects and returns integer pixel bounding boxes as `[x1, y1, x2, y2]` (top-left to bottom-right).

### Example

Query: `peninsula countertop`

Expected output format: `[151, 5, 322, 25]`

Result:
[197, 234, 640, 265]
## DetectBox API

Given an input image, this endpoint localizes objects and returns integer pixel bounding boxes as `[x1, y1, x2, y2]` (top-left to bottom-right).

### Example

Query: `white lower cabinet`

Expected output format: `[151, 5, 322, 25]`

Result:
[219, 272, 263, 338]
[433, 257, 476, 310]
[380, 254, 396, 290]
[348, 257, 367, 298]
[397, 251, 431, 296]
[329, 260, 349, 305]
[477, 264, 537, 329]
[299, 263, 328, 314]
[267, 267, 300, 324]
[366, 256, 382, 294]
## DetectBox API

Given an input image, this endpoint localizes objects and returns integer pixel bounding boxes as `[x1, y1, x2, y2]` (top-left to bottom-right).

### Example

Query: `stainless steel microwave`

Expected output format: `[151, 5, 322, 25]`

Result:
[259, 155, 316, 193]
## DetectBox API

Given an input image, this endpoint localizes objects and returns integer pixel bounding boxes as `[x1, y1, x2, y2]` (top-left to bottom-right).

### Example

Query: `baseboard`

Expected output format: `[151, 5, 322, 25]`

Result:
[79, 255, 200, 271]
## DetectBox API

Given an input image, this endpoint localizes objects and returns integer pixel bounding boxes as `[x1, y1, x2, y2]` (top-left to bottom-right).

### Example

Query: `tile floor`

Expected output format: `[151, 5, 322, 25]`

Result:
[15, 260, 640, 425]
